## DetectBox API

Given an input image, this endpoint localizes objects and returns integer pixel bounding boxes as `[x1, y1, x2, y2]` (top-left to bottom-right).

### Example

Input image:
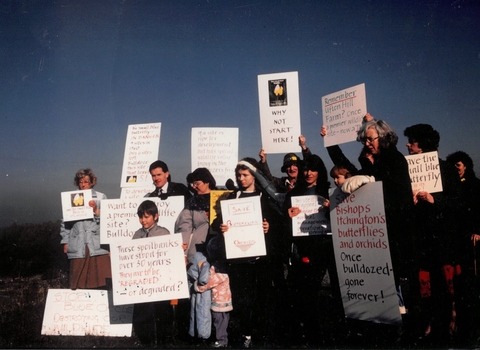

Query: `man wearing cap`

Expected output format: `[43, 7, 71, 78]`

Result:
[257, 135, 311, 192]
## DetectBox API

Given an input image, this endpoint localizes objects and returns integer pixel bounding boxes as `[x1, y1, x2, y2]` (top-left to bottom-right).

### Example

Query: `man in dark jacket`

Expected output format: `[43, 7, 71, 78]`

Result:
[146, 160, 191, 202]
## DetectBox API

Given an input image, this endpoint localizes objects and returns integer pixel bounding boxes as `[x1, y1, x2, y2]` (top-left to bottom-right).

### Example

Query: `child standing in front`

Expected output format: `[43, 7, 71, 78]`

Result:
[194, 235, 232, 348]
[131, 200, 170, 347]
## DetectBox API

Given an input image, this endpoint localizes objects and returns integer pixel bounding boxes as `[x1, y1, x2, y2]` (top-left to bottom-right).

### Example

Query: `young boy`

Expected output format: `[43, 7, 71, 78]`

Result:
[131, 199, 170, 347]
[132, 200, 170, 239]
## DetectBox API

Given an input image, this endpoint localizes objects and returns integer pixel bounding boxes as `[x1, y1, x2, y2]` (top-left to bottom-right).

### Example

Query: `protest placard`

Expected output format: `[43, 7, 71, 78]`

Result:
[291, 195, 331, 236]
[110, 234, 189, 305]
[41, 289, 133, 337]
[61, 189, 93, 222]
[322, 83, 367, 147]
[120, 186, 154, 200]
[330, 182, 401, 325]
[405, 151, 443, 194]
[220, 196, 266, 259]
[100, 197, 184, 244]
[258, 71, 301, 154]
[120, 123, 161, 188]
[210, 190, 233, 225]
[191, 128, 238, 186]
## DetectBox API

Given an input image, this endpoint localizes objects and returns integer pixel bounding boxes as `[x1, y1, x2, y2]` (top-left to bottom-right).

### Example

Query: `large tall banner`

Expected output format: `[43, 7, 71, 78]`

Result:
[100, 197, 184, 244]
[330, 182, 401, 325]
[405, 151, 443, 194]
[322, 83, 367, 147]
[41, 289, 133, 337]
[191, 127, 238, 186]
[110, 234, 189, 306]
[120, 123, 161, 188]
[258, 71, 301, 154]
[220, 196, 266, 259]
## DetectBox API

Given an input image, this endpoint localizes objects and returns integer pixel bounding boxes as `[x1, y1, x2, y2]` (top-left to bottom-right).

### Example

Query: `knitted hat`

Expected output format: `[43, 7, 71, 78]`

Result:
[281, 153, 299, 173]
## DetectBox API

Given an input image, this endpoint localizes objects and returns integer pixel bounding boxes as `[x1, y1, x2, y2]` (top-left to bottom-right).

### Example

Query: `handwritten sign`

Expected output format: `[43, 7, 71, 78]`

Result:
[110, 234, 189, 305]
[100, 197, 184, 244]
[291, 195, 331, 236]
[330, 183, 401, 325]
[41, 289, 133, 337]
[220, 196, 266, 259]
[405, 151, 443, 194]
[191, 128, 238, 185]
[61, 190, 93, 222]
[120, 186, 153, 200]
[210, 190, 233, 225]
[322, 83, 367, 147]
[120, 123, 161, 188]
[258, 71, 302, 154]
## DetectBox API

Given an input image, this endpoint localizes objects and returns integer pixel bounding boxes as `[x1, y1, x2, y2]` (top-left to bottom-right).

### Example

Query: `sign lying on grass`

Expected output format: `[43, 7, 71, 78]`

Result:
[41, 289, 133, 337]
[110, 234, 189, 305]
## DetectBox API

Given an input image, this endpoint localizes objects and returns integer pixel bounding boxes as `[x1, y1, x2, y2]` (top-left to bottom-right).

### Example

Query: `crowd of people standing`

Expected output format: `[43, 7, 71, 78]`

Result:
[59, 114, 480, 348]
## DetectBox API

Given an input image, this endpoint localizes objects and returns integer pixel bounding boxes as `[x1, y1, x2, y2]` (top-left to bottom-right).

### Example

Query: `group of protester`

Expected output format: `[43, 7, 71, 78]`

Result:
[59, 114, 480, 348]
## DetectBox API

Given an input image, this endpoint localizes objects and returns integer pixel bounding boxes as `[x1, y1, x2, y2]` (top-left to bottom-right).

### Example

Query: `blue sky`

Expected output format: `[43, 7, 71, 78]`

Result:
[1, 0, 479, 227]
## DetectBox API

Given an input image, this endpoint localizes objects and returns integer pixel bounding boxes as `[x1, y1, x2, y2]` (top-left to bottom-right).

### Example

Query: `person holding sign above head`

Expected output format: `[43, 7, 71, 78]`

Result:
[403, 124, 462, 344]
[146, 160, 191, 203]
[257, 135, 311, 193]
[340, 118, 418, 344]
[60, 168, 111, 290]
[131, 200, 172, 348]
[212, 158, 273, 349]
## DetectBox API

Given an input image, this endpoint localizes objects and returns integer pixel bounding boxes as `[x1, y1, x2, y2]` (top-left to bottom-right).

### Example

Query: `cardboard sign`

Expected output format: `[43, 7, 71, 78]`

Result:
[258, 71, 302, 154]
[210, 190, 233, 224]
[61, 190, 93, 222]
[220, 196, 266, 259]
[100, 197, 184, 244]
[110, 234, 189, 305]
[120, 123, 161, 188]
[120, 186, 154, 200]
[405, 151, 443, 194]
[291, 195, 331, 236]
[191, 128, 238, 186]
[41, 289, 133, 337]
[322, 83, 367, 147]
[330, 183, 401, 325]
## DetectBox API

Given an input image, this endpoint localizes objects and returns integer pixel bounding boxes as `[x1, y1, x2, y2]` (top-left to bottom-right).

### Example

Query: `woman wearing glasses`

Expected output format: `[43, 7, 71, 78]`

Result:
[60, 168, 111, 289]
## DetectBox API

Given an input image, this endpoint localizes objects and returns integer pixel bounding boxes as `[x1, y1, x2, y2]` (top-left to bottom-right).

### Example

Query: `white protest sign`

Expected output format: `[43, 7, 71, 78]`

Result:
[41, 289, 133, 337]
[330, 182, 401, 325]
[100, 197, 184, 244]
[258, 71, 302, 153]
[110, 234, 189, 305]
[120, 123, 161, 188]
[405, 151, 443, 194]
[191, 128, 238, 185]
[291, 195, 331, 236]
[220, 196, 266, 259]
[322, 83, 367, 147]
[61, 190, 93, 222]
[120, 186, 153, 199]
